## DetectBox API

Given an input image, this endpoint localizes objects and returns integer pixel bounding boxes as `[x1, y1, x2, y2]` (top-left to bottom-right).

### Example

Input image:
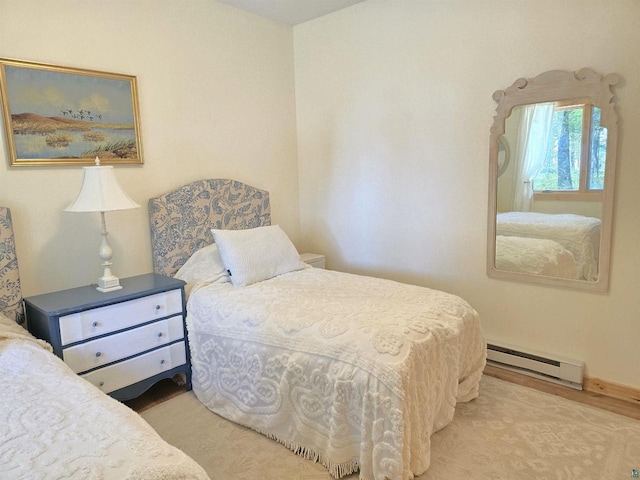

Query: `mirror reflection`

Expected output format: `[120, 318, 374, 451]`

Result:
[487, 69, 621, 291]
[496, 102, 603, 281]
[497, 136, 509, 177]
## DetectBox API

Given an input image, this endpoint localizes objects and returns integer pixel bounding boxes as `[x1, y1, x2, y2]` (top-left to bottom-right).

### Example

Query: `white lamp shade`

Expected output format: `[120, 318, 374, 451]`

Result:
[65, 165, 140, 213]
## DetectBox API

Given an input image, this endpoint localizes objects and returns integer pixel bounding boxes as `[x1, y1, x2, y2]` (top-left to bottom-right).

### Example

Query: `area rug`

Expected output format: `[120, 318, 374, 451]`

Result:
[141, 375, 640, 480]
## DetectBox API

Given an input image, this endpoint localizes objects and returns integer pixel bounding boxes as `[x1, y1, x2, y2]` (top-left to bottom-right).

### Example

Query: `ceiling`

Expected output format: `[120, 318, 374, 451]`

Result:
[217, 0, 365, 25]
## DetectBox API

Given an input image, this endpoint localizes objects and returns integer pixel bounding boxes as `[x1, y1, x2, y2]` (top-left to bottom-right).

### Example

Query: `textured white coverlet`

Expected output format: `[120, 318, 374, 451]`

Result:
[495, 235, 578, 279]
[186, 268, 486, 480]
[0, 315, 210, 480]
[496, 212, 601, 281]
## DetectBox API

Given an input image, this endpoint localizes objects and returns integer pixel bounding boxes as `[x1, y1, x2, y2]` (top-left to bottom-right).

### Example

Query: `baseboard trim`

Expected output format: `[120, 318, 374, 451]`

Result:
[583, 376, 640, 406]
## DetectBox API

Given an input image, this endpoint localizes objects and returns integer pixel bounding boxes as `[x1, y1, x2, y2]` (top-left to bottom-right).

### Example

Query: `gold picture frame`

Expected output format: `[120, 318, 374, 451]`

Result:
[0, 58, 143, 166]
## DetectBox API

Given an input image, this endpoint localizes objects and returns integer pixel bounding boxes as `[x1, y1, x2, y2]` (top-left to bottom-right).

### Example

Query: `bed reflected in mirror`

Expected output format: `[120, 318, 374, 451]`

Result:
[487, 69, 621, 291]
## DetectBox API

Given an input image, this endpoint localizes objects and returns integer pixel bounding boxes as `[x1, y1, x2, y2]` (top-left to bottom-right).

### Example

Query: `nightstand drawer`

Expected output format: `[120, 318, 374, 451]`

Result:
[59, 289, 183, 345]
[81, 342, 186, 394]
[63, 314, 185, 374]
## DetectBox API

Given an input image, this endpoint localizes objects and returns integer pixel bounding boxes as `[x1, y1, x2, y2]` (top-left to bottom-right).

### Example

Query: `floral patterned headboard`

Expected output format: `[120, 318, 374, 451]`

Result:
[0, 207, 25, 324]
[149, 179, 271, 277]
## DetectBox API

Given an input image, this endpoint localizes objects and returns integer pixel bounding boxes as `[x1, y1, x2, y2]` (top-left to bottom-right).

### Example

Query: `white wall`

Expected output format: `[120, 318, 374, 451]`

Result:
[295, 0, 640, 387]
[0, 0, 300, 296]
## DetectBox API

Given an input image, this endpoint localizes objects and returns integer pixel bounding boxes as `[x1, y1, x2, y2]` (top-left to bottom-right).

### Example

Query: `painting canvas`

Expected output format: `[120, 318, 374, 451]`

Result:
[0, 58, 143, 166]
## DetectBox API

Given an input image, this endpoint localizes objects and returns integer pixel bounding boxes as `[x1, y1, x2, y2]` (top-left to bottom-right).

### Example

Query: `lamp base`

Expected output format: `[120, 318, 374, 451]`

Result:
[96, 284, 123, 293]
[97, 275, 122, 293]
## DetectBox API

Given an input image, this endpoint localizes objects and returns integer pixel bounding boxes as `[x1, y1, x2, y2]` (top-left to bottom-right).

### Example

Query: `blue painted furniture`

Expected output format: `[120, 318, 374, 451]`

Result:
[24, 273, 191, 401]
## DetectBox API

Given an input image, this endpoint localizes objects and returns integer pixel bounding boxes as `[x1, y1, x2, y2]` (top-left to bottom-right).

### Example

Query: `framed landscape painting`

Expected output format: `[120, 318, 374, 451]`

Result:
[0, 58, 143, 166]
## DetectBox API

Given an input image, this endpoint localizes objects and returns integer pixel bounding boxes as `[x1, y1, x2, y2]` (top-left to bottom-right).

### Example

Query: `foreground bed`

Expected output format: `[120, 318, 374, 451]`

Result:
[0, 207, 209, 480]
[149, 179, 486, 480]
[0, 316, 210, 479]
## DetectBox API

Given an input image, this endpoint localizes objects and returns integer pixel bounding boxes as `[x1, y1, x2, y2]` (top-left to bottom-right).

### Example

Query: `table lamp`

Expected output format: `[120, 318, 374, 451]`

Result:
[65, 157, 140, 292]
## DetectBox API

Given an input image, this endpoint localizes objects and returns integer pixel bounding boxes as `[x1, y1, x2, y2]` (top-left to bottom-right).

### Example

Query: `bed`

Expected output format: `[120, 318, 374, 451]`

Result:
[0, 207, 210, 480]
[495, 235, 578, 279]
[496, 211, 601, 281]
[149, 179, 486, 480]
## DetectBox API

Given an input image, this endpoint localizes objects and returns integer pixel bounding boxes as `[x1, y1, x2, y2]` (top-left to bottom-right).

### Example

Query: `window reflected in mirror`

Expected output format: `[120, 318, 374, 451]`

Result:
[531, 102, 607, 194]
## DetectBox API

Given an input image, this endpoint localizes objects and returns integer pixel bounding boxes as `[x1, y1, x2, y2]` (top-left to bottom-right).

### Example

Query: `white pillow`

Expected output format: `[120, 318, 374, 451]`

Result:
[174, 243, 228, 287]
[211, 225, 305, 286]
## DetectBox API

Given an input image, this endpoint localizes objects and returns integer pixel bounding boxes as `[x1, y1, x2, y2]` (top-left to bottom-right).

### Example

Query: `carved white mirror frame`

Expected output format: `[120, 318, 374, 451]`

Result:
[487, 68, 621, 291]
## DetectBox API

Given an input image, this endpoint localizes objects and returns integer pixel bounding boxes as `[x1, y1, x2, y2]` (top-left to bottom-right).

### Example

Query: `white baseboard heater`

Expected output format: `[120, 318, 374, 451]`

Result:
[486, 340, 584, 390]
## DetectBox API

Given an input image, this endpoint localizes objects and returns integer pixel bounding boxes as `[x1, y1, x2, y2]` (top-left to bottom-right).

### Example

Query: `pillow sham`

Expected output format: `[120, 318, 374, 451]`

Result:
[211, 225, 305, 286]
[174, 243, 228, 288]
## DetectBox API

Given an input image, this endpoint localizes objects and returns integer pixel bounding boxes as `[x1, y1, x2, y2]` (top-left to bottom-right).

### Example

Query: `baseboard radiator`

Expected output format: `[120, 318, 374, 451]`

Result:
[486, 340, 584, 390]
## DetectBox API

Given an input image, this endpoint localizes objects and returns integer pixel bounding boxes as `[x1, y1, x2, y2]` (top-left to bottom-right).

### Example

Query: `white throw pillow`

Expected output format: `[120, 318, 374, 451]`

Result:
[174, 243, 228, 286]
[211, 225, 305, 286]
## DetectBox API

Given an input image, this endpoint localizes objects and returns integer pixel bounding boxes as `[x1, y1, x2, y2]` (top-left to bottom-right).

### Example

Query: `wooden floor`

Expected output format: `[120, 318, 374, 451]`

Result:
[483, 364, 640, 420]
[126, 366, 640, 420]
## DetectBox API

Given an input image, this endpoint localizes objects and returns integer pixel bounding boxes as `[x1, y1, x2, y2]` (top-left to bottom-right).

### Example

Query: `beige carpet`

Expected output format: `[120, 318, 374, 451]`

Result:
[142, 375, 640, 480]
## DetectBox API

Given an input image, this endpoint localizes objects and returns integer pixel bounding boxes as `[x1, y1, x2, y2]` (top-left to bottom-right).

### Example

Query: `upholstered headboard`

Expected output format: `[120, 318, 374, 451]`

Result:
[149, 179, 271, 277]
[0, 207, 25, 324]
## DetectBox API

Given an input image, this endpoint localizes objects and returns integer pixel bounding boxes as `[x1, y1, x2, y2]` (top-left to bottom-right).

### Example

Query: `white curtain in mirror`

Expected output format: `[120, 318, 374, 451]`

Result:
[512, 103, 554, 211]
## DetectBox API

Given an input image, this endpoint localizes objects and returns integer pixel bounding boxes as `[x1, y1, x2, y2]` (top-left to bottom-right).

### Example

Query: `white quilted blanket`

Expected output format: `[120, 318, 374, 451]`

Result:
[186, 268, 486, 480]
[0, 315, 210, 480]
[496, 235, 578, 279]
[496, 212, 601, 281]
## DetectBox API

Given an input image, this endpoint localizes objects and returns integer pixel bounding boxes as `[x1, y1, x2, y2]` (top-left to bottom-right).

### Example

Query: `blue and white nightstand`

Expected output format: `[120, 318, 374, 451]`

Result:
[24, 273, 191, 401]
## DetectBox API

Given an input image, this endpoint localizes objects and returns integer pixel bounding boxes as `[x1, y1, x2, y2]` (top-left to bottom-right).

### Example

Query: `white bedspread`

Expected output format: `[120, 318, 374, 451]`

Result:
[0, 315, 210, 480]
[496, 212, 601, 281]
[186, 268, 486, 480]
[496, 235, 578, 279]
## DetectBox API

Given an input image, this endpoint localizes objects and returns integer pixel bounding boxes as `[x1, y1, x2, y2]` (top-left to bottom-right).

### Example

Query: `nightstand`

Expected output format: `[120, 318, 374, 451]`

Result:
[300, 252, 325, 269]
[24, 273, 191, 402]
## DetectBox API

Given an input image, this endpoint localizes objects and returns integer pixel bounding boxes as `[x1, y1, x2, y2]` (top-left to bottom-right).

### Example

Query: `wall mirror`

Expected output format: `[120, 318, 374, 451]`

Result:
[487, 68, 621, 291]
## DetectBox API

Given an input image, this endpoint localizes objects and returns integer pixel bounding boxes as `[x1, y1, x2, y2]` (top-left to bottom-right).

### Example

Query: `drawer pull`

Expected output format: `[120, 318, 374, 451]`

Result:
[157, 332, 163, 338]
[155, 305, 161, 311]
[92, 321, 99, 327]
[95, 351, 102, 358]
[99, 381, 105, 387]
[160, 359, 166, 365]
